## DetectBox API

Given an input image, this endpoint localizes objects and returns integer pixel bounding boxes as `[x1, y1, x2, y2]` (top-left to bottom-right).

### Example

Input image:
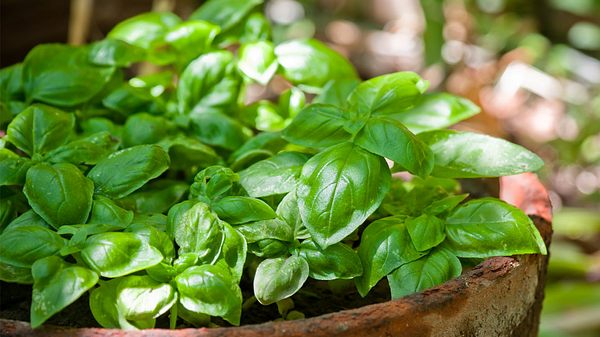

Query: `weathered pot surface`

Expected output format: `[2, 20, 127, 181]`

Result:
[0, 173, 553, 337]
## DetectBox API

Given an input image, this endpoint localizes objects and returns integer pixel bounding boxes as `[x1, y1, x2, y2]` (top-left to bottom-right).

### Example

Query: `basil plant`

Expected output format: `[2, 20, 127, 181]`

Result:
[0, 0, 546, 330]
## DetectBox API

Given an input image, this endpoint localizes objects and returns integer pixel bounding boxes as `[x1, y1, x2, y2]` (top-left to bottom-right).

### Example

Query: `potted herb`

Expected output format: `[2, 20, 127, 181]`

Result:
[0, 0, 549, 335]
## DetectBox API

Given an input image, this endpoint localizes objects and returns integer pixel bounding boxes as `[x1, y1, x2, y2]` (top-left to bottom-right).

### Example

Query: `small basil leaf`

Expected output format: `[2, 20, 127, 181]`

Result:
[297, 142, 391, 248]
[229, 132, 286, 164]
[276, 192, 307, 239]
[175, 264, 242, 325]
[234, 218, 294, 243]
[115, 275, 177, 321]
[45, 131, 120, 165]
[189, 0, 263, 32]
[189, 166, 239, 202]
[445, 198, 547, 257]
[388, 93, 480, 134]
[81, 232, 163, 278]
[239, 100, 285, 131]
[172, 202, 224, 263]
[6, 104, 74, 157]
[188, 111, 249, 150]
[88, 195, 134, 227]
[24, 162, 94, 228]
[0, 150, 33, 186]
[107, 12, 182, 51]
[218, 222, 248, 282]
[30, 256, 99, 328]
[88, 144, 170, 199]
[88, 39, 146, 67]
[253, 256, 309, 305]
[424, 193, 468, 215]
[275, 39, 357, 92]
[241, 12, 271, 43]
[101, 83, 153, 115]
[239, 151, 311, 197]
[0, 225, 65, 268]
[355, 216, 425, 296]
[282, 103, 352, 149]
[158, 135, 220, 170]
[248, 239, 289, 258]
[213, 196, 276, 224]
[118, 180, 188, 214]
[0, 63, 24, 102]
[297, 240, 362, 280]
[347, 71, 428, 119]
[278, 87, 305, 119]
[387, 247, 462, 299]
[406, 214, 446, 251]
[354, 116, 434, 177]
[418, 130, 544, 178]
[313, 78, 360, 106]
[22, 44, 115, 107]
[166, 200, 198, 240]
[122, 113, 174, 147]
[238, 41, 278, 85]
[163, 20, 221, 67]
[126, 223, 175, 260]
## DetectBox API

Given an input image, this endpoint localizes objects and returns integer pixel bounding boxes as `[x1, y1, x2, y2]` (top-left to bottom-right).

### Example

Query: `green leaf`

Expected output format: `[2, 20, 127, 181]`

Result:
[4, 210, 50, 231]
[276, 192, 307, 239]
[354, 116, 434, 177]
[239, 100, 285, 131]
[24, 162, 94, 227]
[23, 44, 115, 107]
[88, 195, 134, 227]
[240, 12, 271, 43]
[278, 87, 305, 119]
[388, 93, 480, 134]
[229, 132, 286, 164]
[423, 193, 468, 216]
[107, 12, 182, 50]
[102, 83, 153, 115]
[116, 275, 176, 321]
[355, 216, 425, 296]
[171, 202, 224, 263]
[281, 104, 352, 149]
[418, 130, 544, 178]
[189, 166, 239, 202]
[0, 262, 33, 284]
[0, 225, 65, 268]
[126, 222, 175, 260]
[88, 39, 146, 67]
[6, 104, 74, 157]
[81, 232, 163, 278]
[0, 150, 34, 186]
[30, 256, 98, 328]
[313, 78, 360, 106]
[445, 198, 547, 257]
[0, 63, 24, 102]
[177, 51, 240, 115]
[239, 151, 310, 197]
[248, 239, 289, 258]
[234, 218, 294, 243]
[406, 214, 446, 251]
[275, 39, 357, 91]
[347, 71, 428, 120]
[45, 131, 119, 165]
[213, 196, 276, 224]
[122, 113, 174, 147]
[175, 264, 242, 325]
[163, 20, 221, 66]
[218, 222, 247, 282]
[88, 144, 170, 199]
[188, 111, 249, 150]
[238, 41, 278, 85]
[118, 180, 188, 214]
[297, 240, 362, 280]
[387, 247, 462, 299]
[253, 256, 309, 305]
[158, 135, 220, 170]
[189, 0, 263, 32]
[297, 142, 391, 248]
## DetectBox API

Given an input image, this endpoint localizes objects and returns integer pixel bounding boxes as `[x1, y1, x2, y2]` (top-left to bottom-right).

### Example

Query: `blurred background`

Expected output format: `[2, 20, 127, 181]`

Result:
[1, 0, 599, 336]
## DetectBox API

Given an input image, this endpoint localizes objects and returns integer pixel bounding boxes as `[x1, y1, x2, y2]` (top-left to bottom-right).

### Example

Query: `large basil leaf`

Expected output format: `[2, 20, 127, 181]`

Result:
[355, 216, 425, 296]
[297, 240, 362, 280]
[213, 196, 276, 224]
[297, 142, 391, 248]
[175, 264, 242, 325]
[387, 247, 462, 299]
[275, 39, 357, 91]
[88, 145, 170, 199]
[30, 256, 98, 328]
[171, 202, 224, 263]
[189, 0, 263, 32]
[0, 149, 33, 186]
[107, 12, 182, 50]
[0, 225, 65, 268]
[354, 116, 434, 177]
[418, 130, 544, 178]
[188, 111, 249, 150]
[81, 232, 163, 278]
[281, 104, 351, 148]
[445, 198, 547, 257]
[253, 256, 309, 305]
[346, 71, 427, 120]
[6, 104, 74, 157]
[238, 41, 278, 85]
[177, 51, 240, 115]
[218, 223, 247, 282]
[22, 44, 115, 106]
[116, 275, 176, 321]
[88, 195, 134, 227]
[24, 162, 94, 227]
[388, 93, 480, 134]
[406, 214, 446, 251]
[88, 39, 146, 67]
[239, 151, 310, 197]
[45, 131, 119, 165]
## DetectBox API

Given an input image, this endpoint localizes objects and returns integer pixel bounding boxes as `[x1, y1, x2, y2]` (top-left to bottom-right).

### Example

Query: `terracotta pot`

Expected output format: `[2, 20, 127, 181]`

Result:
[0, 173, 553, 337]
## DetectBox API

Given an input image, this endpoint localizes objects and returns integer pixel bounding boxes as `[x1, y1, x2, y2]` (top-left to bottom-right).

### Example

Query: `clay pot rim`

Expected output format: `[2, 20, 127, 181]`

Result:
[0, 172, 553, 337]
